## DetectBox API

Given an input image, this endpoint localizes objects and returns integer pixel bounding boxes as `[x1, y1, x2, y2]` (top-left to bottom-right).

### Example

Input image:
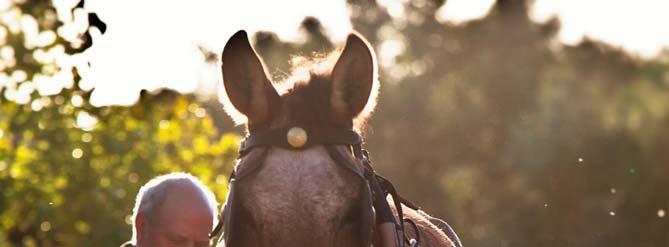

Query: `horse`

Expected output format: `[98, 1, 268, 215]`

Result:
[214, 30, 461, 247]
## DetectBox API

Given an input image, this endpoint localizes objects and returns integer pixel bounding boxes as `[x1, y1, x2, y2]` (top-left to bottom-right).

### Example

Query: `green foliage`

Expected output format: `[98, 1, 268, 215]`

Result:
[344, 0, 669, 245]
[0, 87, 238, 246]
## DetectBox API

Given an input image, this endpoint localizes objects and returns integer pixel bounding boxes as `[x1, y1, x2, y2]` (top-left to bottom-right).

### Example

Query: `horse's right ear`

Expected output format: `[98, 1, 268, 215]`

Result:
[330, 33, 378, 121]
[221, 30, 280, 127]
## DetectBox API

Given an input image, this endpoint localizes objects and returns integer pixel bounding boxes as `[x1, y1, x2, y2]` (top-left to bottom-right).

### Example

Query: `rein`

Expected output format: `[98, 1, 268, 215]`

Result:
[210, 127, 421, 247]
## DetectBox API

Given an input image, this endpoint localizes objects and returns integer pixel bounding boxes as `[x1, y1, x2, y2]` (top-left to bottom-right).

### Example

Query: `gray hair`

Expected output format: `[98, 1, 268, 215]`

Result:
[130, 172, 218, 243]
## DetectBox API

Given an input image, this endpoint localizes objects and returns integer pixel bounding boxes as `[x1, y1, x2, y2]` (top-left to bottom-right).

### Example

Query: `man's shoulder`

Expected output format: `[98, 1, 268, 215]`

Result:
[120, 241, 135, 247]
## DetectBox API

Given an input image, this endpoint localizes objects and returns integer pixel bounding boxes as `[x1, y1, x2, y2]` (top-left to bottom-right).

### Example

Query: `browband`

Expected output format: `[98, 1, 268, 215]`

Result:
[239, 127, 362, 155]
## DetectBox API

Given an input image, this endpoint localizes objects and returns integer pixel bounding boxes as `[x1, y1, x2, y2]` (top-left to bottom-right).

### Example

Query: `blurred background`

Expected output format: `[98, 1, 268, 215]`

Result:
[2, 0, 669, 246]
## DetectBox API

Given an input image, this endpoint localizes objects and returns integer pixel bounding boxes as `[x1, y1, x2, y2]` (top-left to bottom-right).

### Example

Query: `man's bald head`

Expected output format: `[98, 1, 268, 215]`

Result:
[130, 173, 217, 247]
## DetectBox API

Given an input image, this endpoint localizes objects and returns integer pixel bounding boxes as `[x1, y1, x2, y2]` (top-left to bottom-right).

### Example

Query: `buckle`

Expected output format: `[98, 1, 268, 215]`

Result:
[286, 127, 308, 148]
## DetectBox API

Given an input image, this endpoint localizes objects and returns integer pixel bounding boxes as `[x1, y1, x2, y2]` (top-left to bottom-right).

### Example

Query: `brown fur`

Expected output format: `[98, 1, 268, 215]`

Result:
[220, 30, 456, 247]
[276, 73, 349, 129]
[389, 203, 457, 247]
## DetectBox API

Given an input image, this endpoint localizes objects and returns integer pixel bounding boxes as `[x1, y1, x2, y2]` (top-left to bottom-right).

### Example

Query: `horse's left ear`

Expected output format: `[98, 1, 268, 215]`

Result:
[221, 30, 280, 128]
[330, 33, 378, 120]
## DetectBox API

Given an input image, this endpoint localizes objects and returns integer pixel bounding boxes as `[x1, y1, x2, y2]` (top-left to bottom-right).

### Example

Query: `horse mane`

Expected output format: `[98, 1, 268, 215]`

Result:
[280, 50, 377, 131]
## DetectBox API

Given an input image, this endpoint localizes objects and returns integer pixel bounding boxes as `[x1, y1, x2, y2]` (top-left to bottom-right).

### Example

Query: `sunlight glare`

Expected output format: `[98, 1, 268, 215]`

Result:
[0, 25, 7, 44]
[30, 98, 43, 111]
[531, 0, 669, 57]
[20, 15, 38, 48]
[71, 94, 83, 107]
[64, 0, 352, 106]
[40, 221, 52, 232]
[1, 7, 21, 34]
[436, 0, 495, 24]
[377, 0, 405, 18]
[76, 111, 97, 131]
[379, 40, 404, 67]
[71, 148, 83, 159]
[39, 0, 669, 105]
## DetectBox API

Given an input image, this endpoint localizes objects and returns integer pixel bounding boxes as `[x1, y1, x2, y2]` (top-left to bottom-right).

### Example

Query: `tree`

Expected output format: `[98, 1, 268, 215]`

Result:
[344, 0, 669, 245]
[1, 1, 238, 246]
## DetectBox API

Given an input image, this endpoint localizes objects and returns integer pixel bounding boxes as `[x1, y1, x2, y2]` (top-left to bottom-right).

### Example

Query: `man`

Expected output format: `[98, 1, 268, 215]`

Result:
[121, 172, 218, 247]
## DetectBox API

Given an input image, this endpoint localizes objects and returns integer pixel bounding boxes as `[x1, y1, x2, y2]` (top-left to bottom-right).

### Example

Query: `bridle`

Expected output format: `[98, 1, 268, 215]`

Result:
[209, 126, 421, 247]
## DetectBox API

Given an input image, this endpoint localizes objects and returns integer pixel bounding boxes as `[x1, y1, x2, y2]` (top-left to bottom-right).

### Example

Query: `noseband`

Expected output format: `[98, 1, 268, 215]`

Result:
[210, 127, 421, 247]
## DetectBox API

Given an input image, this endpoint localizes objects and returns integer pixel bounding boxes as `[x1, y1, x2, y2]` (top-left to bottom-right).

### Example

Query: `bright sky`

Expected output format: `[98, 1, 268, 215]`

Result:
[439, 0, 669, 57]
[33, 0, 669, 105]
[70, 0, 352, 106]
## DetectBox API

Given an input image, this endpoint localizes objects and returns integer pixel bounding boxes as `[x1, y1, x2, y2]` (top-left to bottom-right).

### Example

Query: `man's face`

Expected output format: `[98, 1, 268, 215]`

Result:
[138, 186, 214, 247]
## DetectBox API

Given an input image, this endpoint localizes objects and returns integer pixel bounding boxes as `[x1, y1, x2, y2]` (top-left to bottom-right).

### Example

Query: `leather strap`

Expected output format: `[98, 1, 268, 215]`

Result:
[239, 128, 362, 155]
[210, 127, 425, 247]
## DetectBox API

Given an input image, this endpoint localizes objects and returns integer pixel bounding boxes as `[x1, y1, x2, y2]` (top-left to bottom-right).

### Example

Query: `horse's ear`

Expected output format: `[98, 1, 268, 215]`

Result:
[221, 30, 280, 126]
[330, 33, 378, 120]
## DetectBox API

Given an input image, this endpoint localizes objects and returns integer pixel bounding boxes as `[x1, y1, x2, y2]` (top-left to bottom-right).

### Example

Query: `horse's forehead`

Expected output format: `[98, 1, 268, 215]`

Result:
[245, 146, 361, 194]
[238, 146, 362, 222]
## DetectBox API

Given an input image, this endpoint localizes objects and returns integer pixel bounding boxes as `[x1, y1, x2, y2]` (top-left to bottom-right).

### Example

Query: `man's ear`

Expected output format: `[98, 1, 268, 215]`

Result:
[330, 33, 378, 120]
[135, 212, 145, 243]
[221, 30, 280, 127]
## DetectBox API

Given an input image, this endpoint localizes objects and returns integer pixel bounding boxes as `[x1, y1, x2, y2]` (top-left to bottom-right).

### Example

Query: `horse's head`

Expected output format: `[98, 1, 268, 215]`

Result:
[219, 30, 378, 247]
